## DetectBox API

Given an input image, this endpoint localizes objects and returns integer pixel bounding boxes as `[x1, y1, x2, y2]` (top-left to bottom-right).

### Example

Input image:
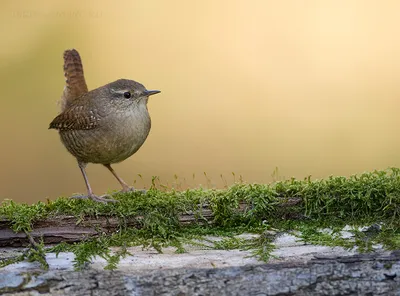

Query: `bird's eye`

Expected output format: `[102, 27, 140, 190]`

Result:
[123, 92, 131, 99]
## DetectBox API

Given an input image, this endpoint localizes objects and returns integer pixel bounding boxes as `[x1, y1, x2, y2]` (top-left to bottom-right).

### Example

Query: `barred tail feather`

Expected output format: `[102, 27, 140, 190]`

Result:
[60, 49, 88, 111]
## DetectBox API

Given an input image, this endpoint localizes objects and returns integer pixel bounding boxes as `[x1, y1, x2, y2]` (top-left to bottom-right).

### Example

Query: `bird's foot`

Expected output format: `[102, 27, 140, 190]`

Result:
[70, 193, 118, 203]
[91, 194, 118, 203]
[120, 186, 147, 194]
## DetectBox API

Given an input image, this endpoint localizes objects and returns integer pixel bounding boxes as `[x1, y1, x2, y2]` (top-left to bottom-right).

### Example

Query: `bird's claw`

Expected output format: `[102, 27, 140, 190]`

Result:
[120, 186, 147, 194]
[70, 194, 118, 203]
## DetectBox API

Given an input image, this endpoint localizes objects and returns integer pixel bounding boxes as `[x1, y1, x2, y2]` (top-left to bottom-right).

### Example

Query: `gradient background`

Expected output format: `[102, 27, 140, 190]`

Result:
[1, 1, 400, 203]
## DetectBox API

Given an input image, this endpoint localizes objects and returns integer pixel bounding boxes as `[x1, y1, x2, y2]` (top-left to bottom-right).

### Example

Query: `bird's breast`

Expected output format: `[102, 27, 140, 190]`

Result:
[102, 104, 152, 161]
[60, 104, 152, 164]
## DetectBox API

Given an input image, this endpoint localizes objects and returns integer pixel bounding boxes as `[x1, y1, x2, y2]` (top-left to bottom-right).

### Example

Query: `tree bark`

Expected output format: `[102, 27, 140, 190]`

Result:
[1, 252, 399, 295]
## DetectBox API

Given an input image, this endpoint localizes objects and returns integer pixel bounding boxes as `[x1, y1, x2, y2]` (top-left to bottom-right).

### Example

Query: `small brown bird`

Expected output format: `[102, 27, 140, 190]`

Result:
[49, 49, 160, 202]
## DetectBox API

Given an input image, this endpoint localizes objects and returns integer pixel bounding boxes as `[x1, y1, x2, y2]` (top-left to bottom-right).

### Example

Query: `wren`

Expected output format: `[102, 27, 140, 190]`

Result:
[49, 49, 160, 202]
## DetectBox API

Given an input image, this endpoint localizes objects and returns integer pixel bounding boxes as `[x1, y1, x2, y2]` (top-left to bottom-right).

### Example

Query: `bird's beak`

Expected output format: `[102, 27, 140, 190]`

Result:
[143, 90, 161, 97]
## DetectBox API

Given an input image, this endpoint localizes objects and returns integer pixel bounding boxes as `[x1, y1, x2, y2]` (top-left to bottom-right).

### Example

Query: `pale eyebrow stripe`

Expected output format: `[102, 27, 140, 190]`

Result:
[110, 88, 127, 94]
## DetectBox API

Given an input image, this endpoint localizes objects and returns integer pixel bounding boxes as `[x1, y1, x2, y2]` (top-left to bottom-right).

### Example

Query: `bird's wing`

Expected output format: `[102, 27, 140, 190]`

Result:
[60, 49, 89, 112]
[49, 104, 99, 131]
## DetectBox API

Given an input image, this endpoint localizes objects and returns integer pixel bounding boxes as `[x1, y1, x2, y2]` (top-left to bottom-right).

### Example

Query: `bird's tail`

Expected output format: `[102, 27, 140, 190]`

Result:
[60, 49, 88, 111]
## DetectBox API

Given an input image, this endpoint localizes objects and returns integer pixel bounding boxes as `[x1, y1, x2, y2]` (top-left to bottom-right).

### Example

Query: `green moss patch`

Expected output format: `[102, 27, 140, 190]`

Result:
[1, 168, 400, 270]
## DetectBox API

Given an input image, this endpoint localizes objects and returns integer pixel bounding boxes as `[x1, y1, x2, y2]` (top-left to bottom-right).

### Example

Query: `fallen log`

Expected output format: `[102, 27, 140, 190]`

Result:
[0, 209, 214, 247]
[0, 197, 303, 247]
[1, 252, 399, 295]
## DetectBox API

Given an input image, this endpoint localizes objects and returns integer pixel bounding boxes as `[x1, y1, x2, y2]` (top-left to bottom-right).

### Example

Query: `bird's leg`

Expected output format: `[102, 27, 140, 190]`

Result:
[104, 164, 137, 192]
[70, 162, 117, 203]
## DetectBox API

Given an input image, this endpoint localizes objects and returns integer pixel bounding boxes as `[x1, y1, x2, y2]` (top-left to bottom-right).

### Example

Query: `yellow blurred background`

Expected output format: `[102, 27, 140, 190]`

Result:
[1, 0, 400, 203]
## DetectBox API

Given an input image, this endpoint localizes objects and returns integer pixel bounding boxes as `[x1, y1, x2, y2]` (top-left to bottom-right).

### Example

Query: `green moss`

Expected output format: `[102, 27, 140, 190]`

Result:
[0, 253, 26, 269]
[0, 239, 48, 270]
[25, 239, 49, 270]
[2, 168, 400, 270]
[1, 200, 48, 232]
[212, 236, 247, 250]
[291, 221, 400, 255]
[246, 232, 277, 262]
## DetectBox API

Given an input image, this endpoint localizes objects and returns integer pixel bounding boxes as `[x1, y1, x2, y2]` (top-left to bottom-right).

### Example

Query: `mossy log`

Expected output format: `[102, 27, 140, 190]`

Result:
[2, 169, 400, 295]
[0, 211, 207, 247]
[2, 168, 400, 249]
[2, 252, 400, 295]
[0, 197, 302, 247]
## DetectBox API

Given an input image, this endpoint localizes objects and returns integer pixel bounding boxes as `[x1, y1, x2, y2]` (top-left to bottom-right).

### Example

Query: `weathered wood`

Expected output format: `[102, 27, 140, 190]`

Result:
[0, 209, 215, 247]
[0, 198, 303, 247]
[1, 252, 399, 295]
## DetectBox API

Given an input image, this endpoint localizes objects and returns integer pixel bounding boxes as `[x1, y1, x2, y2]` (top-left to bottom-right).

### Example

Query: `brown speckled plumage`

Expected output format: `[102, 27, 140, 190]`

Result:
[61, 49, 88, 111]
[49, 49, 160, 202]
